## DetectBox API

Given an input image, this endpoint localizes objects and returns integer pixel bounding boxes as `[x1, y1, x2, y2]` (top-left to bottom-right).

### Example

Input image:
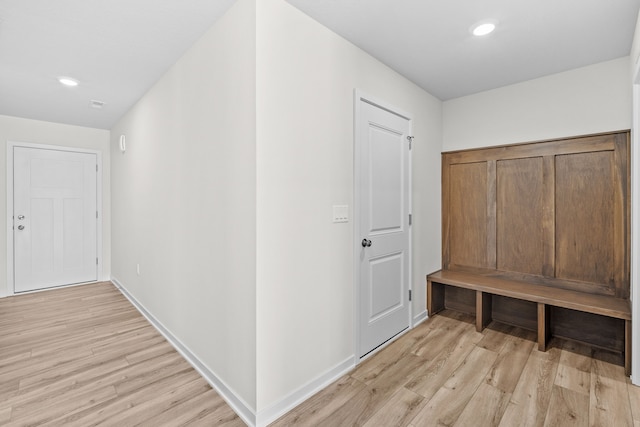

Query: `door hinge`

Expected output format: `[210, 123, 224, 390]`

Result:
[96, 211, 98, 219]
[409, 214, 412, 225]
[96, 164, 98, 172]
[409, 290, 412, 301]
[96, 257, 98, 265]
[407, 135, 414, 150]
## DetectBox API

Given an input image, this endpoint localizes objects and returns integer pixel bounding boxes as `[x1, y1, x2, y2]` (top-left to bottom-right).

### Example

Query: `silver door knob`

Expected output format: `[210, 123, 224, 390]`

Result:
[17, 215, 24, 220]
[361, 238, 372, 247]
[17, 225, 24, 230]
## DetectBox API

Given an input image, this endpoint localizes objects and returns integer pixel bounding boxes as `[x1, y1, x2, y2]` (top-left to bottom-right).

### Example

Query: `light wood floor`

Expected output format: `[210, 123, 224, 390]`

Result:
[3, 284, 638, 426]
[0, 282, 244, 426]
[272, 310, 640, 427]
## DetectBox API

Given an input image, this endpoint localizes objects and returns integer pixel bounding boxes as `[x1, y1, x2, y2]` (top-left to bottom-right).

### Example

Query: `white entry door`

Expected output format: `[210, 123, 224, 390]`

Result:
[356, 93, 411, 358]
[13, 147, 98, 293]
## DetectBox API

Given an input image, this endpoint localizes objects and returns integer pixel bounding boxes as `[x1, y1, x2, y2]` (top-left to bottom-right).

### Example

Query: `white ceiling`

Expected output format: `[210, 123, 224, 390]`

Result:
[287, 0, 640, 100]
[0, 0, 234, 129]
[0, 1, 639, 130]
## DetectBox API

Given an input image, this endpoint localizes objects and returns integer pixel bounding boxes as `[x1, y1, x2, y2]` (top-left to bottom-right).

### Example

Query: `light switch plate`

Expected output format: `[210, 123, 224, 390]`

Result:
[333, 205, 348, 223]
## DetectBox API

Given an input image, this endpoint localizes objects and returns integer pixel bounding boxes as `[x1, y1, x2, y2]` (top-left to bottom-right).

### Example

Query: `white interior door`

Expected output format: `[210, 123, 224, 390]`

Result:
[13, 147, 98, 293]
[357, 94, 411, 358]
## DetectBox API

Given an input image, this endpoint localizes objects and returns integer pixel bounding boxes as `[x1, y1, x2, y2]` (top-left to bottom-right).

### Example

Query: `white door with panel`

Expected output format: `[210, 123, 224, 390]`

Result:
[13, 147, 98, 293]
[357, 95, 411, 358]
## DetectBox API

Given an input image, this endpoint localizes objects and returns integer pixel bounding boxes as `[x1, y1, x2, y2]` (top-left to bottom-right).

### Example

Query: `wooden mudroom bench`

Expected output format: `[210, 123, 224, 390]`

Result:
[427, 269, 632, 375]
[433, 131, 632, 376]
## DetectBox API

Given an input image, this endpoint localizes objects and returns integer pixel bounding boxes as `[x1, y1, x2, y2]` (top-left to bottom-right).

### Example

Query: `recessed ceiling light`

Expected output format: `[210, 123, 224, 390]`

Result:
[472, 21, 497, 37]
[58, 77, 79, 87]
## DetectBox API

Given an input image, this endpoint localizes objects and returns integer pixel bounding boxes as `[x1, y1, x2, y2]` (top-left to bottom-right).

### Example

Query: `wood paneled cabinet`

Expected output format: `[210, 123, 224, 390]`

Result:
[443, 131, 629, 297]
[438, 131, 631, 358]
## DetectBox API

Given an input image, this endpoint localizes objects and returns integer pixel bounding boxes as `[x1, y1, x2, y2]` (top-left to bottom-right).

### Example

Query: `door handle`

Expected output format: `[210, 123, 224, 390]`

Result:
[17, 215, 24, 220]
[17, 225, 24, 230]
[361, 238, 372, 247]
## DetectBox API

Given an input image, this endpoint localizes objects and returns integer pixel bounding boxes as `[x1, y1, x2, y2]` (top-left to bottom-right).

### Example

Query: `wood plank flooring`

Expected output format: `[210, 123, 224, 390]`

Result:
[2, 283, 638, 426]
[273, 310, 639, 427]
[0, 282, 243, 426]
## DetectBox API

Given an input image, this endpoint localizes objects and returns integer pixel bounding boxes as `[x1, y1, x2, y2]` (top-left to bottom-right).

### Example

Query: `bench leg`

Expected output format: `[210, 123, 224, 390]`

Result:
[625, 319, 631, 377]
[427, 279, 445, 316]
[537, 303, 550, 351]
[476, 291, 492, 332]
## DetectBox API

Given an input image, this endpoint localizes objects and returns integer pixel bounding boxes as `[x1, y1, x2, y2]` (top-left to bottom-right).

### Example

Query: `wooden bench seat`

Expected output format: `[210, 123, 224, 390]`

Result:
[427, 269, 632, 375]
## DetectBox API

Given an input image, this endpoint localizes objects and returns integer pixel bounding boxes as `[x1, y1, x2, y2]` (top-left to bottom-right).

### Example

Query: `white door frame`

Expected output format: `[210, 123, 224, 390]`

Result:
[353, 89, 413, 361]
[6, 141, 103, 295]
[631, 62, 640, 386]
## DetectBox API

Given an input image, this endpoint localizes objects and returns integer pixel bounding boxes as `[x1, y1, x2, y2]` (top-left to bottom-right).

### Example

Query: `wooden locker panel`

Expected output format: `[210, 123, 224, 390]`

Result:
[555, 151, 615, 295]
[551, 307, 625, 352]
[443, 285, 476, 314]
[449, 162, 488, 269]
[496, 157, 544, 275]
[613, 133, 630, 299]
[491, 295, 538, 332]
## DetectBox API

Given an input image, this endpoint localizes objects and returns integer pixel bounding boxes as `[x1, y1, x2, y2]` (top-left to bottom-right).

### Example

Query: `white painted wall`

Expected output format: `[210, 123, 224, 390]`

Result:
[108, 0, 441, 420]
[0, 115, 110, 297]
[631, 12, 640, 73]
[629, 9, 640, 387]
[443, 57, 631, 151]
[110, 0, 257, 412]
[255, 0, 442, 415]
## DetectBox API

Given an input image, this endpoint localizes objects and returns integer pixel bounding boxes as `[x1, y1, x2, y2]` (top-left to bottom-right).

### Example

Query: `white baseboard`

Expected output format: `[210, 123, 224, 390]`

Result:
[413, 309, 428, 327]
[256, 355, 355, 427]
[256, 310, 429, 427]
[110, 277, 257, 427]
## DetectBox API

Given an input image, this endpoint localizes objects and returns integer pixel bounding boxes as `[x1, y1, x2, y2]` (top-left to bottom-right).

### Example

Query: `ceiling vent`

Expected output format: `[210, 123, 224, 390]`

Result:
[89, 100, 105, 109]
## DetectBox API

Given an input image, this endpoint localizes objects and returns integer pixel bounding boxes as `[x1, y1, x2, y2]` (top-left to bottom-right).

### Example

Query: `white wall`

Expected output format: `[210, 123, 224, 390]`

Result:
[629, 9, 640, 387]
[108, 0, 442, 420]
[110, 0, 257, 412]
[443, 57, 631, 151]
[632, 12, 640, 72]
[0, 115, 110, 297]
[255, 0, 442, 414]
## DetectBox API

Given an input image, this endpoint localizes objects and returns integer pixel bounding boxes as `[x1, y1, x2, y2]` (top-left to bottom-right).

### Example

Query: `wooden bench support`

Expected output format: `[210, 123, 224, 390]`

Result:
[427, 278, 445, 316]
[625, 320, 632, 376]
[427, 270, 632, 376]
[476, 291, 492, 332]
[537, 303, 550, 351]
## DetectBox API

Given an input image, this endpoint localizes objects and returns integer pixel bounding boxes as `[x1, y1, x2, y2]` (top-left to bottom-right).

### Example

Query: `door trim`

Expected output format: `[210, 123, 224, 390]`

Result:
[6, 141, 103, 296]
[353, 89, 413, 361]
